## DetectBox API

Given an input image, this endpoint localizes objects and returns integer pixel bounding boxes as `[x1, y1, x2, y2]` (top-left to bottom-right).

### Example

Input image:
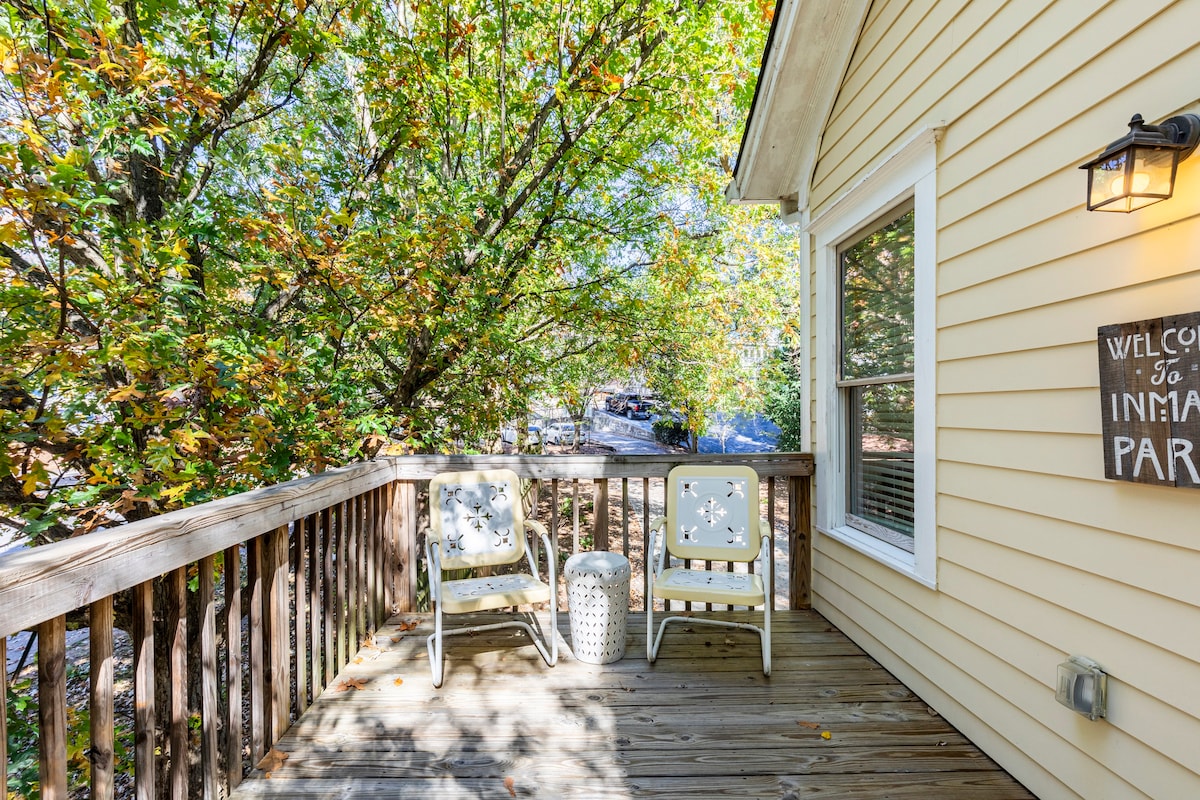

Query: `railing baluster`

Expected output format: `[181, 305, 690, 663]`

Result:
[571, 479, 580, 555]
[347, 498, 358, 657]
[1, 635, 6, 788]
[366, 488, 377, 635]
[247, 536, 265, 764]
[766, 477, 776, 602]
[90, 596, 115, 800]
[133, 580, 155, 800]
[550, 478, 560, 553]
[336, 501, 348, 672]
[359, 492, 368, 637]
[168, 566, 188, 799]
[621, 478, 630, 559]
[223, 545, 242, 794]
[593, 478, 609, 552]
[294, 516, 308, 717]
[38, 615, 67, 800]
[309, 512, 322, 698]
[265, 526, 290, 746]
[356, 494, 365, 647]
[199, 555, 220, 800]
[790, 474, 811, 609]
[322, 506, 335, 686]
[642, 477, 651, 609]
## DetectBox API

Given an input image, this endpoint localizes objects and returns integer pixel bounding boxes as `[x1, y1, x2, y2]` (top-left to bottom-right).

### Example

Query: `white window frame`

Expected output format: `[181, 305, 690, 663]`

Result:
[808, 128, 939, 588]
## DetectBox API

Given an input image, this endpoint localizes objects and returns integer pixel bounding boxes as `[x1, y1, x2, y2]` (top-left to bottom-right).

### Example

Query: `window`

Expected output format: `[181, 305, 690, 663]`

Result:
[840, 205, 916, 550]
[809, 128, 937, 586]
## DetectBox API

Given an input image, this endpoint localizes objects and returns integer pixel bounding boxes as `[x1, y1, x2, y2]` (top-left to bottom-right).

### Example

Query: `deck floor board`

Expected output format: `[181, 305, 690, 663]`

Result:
[231, 610, 1035, 799]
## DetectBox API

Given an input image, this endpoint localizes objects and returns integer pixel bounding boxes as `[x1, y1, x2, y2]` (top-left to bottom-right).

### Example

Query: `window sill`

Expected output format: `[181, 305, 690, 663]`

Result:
[816, 524, 937, 590]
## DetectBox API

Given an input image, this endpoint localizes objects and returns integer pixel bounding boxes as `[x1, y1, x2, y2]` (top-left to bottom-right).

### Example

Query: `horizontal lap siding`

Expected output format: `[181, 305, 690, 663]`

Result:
[807, 0, 1200, 797]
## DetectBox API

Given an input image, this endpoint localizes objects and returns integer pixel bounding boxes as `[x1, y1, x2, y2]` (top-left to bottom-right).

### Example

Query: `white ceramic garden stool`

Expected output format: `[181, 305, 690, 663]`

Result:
[564, 551, 631, 664]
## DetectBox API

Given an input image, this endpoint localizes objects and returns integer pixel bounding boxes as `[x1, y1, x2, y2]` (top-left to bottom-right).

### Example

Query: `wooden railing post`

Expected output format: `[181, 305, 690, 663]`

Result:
[393, 481, 418, 613]
[789, 475, 812, 609]
[38, 615, 67, 800]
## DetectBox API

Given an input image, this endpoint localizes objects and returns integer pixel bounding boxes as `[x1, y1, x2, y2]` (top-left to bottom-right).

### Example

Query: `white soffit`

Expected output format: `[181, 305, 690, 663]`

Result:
[728, 0, 871, 210]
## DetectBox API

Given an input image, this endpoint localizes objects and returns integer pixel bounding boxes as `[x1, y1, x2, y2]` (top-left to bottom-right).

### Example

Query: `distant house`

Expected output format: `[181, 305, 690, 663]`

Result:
[729, 1, 1200, 797]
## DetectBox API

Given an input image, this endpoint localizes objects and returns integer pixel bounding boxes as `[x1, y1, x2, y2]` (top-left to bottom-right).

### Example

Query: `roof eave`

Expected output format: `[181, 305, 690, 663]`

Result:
[727, 0, 872, 211]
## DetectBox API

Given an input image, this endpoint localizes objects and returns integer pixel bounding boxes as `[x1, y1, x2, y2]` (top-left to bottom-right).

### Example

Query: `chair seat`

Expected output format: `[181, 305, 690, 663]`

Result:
[441, 573, 552, 614]
[652, 567, 765, 606]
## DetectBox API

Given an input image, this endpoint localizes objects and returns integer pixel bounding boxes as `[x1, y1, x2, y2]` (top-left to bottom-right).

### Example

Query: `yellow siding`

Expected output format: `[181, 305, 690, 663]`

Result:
[806, 0, 1200, 797]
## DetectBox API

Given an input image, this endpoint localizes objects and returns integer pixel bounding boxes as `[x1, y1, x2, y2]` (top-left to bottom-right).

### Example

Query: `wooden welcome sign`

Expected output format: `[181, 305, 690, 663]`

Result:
[1098, 311, 1200, 487]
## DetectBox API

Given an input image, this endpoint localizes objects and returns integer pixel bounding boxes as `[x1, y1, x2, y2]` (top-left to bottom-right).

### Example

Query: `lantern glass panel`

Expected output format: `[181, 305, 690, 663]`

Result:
[1088, 145, 1179, 212]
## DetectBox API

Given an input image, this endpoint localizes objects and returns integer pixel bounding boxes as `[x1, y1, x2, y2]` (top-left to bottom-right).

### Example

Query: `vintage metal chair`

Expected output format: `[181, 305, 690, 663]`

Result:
[647, 464, 772, 675]
[425, 469, 558, 687]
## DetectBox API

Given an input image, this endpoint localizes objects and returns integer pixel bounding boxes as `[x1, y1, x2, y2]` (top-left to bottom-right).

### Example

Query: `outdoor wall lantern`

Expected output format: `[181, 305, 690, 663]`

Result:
[1080, 113, 1200, 212]
[1056, 655, 1108, 721]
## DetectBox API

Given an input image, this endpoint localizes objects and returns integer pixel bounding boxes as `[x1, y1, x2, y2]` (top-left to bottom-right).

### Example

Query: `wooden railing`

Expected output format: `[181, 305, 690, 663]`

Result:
[0, 452, 812, 799]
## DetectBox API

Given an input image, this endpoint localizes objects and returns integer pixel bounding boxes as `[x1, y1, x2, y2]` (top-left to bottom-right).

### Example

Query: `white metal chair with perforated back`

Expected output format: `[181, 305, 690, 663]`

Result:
[647, 464, 772, 675]
[425, 469, 558, 687]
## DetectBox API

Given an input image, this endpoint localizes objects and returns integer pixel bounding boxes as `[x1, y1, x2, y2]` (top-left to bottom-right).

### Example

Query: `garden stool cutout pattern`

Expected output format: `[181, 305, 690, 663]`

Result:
[564, 551, 631, 664]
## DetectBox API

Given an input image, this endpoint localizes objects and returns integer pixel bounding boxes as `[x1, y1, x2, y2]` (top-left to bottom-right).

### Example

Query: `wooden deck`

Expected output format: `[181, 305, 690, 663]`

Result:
[230, 610, 1035, 799]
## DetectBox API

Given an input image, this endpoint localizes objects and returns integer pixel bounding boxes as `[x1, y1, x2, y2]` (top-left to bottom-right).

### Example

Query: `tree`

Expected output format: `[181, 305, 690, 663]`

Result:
[764, 346, 805, 452]
[3, 0, 791, 546]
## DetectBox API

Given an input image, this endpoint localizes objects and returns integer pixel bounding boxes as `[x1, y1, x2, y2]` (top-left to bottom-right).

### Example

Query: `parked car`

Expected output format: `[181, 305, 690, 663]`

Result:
[544, 421, 577, 445]
[606, 393, 652, 420]
[500, 424, 541, 445]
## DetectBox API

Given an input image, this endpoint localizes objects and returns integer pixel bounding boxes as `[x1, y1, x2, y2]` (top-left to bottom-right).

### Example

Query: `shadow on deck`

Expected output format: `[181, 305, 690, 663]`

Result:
[230, 610, 1035, 799]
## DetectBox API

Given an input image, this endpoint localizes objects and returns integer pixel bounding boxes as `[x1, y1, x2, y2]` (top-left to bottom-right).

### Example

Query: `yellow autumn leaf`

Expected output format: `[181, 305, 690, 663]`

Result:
[107, 385, 145, 402]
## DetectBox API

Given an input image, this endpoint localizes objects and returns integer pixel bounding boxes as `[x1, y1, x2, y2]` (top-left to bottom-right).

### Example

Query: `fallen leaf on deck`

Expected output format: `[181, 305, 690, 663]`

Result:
[397, 620, 419, 632]
[503, 776, 516, 797]
[394, 677, 404, 686]
[353, 657, 363, 664]
[334, 677, 368, 691]
[724, 636, 736, 645]
[256, 748, 288, 777]
[821, 731, 832, 740]
[797, 721, 820, 730]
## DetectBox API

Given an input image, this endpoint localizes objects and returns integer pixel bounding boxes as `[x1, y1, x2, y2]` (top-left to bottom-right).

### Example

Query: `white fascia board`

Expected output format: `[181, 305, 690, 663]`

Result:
[729, 0, 872, 210]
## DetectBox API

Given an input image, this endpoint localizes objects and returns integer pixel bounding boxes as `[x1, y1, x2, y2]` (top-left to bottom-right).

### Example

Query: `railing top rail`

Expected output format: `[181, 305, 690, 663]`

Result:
[387, 451, 814, 480]
[0, 460, 395, 637]
[0, 451, 813, 636]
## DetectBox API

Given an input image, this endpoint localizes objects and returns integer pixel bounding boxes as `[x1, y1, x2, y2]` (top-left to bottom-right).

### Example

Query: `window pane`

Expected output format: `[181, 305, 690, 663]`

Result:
[840, 209, 915, 380]
[848, 382, 915, 542]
